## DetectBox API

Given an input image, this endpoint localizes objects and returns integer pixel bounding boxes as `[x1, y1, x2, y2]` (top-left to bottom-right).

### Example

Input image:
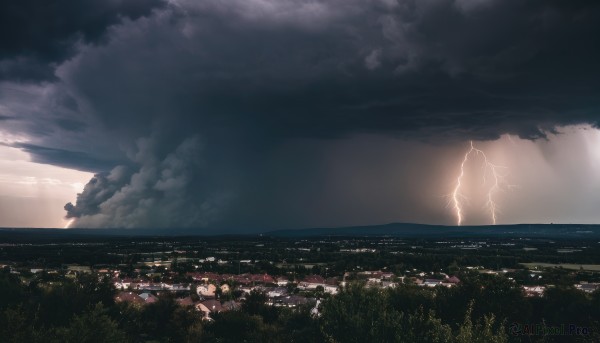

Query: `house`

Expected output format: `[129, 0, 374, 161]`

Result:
[164, 283, 190, 292]
[276, 278, 289, 286]
[412, 278, 424, 285]
[196, 299, 223, 321]
[197, 284, 217, 297]
[326, 277, 339, 285]
[381, 273, 395, 280]
[196, 303, 211, 314]
[256, 273, 275, 284]
[238, 286, 259, 295]
[299, 275, 329, 290]
[177, 296, 196, 307]
[304, 275, 326, 284]
[266, 287, 288, 298]
[194, 303, 216, 321]
[189, 272, 220, 282]
[422, 279, 444, 287]
[136, 283, 163, 291]
[233, 273, 275, 285]
[234, 274, 252, 285]
[201, 300, 223, 313]
[65, 265, 92, 274]
[114, 278, 135, 290]
[115, 292, 144, 305]
[446, 276, 461, 284]
[575, 283, 600, 293]
[323, 285, 338, 294]
[522, 285, 545, 297]
[358, 271, 393, 281]
[381, 281, 397, 289]
[139, 292, 158, 304]
[222, 300, 241, 311]
[276, 295, 314, 308]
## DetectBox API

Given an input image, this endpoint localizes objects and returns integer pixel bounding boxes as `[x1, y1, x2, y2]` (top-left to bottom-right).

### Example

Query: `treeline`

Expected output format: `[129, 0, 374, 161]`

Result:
[320, 276, 600, 343]
[0, 271, 599, 342]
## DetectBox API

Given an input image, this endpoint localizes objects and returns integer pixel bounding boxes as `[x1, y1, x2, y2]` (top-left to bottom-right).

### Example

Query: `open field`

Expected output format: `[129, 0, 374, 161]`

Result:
[521, 262, 600, 271]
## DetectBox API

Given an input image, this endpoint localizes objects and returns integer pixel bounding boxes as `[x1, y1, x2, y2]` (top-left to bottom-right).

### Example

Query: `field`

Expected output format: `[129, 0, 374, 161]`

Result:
[521, 262, 600, 271]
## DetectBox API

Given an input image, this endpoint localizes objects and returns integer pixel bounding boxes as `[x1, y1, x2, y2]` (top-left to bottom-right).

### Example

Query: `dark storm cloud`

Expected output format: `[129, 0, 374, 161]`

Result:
[8, 142, 120, 172]
[55, 118, 86, 132]
[64, 137, 231, 228]
[6, 0, 599, 228]
[60, 0, 600, 146]
[0, 0, 166, 81]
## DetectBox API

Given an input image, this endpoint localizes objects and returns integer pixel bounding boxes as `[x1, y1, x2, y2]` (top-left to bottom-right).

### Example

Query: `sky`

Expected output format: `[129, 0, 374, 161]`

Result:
[1, 0, 600, 230]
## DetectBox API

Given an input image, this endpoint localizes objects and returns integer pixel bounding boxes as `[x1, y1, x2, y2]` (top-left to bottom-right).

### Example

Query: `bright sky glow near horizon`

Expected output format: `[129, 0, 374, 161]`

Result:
[0, 144, 91, 228]
[0, 1, 600, 231]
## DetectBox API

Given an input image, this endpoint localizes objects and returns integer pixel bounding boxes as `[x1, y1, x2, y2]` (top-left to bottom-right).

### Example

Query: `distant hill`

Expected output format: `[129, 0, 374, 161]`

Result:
[264, 223, 600, 239]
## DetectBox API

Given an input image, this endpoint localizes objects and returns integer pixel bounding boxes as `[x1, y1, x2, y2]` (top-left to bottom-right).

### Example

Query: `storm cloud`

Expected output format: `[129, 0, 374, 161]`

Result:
[2, 0, 600, 229]
[48, 0, 600, 143]
[64, 136, 231, 228]
[0, 0, 165, 81]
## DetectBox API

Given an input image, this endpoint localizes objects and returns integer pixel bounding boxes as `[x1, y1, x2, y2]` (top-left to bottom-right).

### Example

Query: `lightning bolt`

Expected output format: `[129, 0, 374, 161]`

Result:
[64, 219, 75, 229]
[450, 141, 513, 226]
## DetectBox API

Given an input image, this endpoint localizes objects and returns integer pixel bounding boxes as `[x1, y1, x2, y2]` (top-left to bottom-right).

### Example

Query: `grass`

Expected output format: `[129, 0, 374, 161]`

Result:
[521, 262, 600, 271]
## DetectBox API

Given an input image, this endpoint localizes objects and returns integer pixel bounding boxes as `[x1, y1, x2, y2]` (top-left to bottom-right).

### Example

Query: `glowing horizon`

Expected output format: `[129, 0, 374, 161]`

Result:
[0, 144, 91, 228]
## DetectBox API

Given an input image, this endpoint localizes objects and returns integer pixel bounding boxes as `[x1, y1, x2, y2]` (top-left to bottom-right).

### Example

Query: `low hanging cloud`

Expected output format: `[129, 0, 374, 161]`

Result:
[64, 136, 231, 228]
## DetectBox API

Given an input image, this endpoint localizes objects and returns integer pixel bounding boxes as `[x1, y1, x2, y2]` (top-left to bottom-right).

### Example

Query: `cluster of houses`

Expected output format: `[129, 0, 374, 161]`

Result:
[113, 272, 332, 320]
[113, 270, 452, 320]
[522, 285, 546, 297]
[114, 290, 241, 320]
[297, 274, 339, 294]
[187, 272, 278, 285]
[10, 259, 600, 322]
[575, 282, 600, 293]
[114, 279, 190, 292]
[521, 282, 600, 297]
[415, 275, 461, 288]
[350, 270, 399, 289]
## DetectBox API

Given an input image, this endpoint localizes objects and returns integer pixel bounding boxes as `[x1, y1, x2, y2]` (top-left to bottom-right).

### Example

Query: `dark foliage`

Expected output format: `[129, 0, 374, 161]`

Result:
[0, 269, 599, 342]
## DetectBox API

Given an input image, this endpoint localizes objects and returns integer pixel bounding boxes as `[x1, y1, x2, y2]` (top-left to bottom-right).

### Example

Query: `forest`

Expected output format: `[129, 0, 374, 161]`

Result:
[0, 270, 599, 342]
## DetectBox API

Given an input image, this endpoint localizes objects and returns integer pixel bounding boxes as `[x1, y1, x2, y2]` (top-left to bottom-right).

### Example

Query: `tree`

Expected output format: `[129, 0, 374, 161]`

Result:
[53, 303, 127, 343]
[205, 311, 283, 343]
[455, 302, 507, 343]
[0, 273, 25, 309]
[0, 305, 47, 343]
[319, 284, 508, 343]
[242, 289, 268, 316]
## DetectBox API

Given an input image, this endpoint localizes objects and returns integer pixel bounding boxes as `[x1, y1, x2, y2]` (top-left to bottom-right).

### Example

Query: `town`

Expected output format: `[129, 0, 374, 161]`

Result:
[1, 233, 599, 341]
